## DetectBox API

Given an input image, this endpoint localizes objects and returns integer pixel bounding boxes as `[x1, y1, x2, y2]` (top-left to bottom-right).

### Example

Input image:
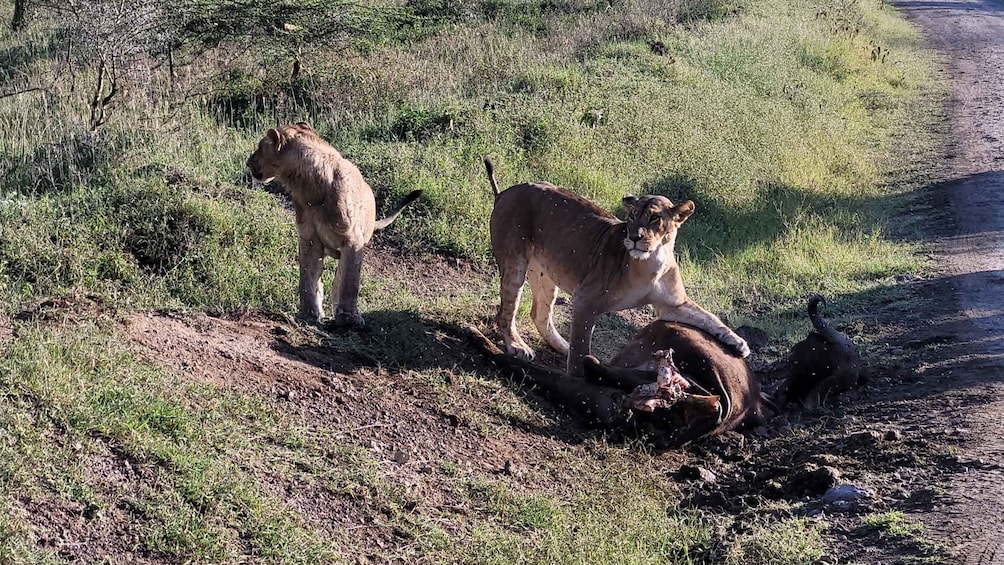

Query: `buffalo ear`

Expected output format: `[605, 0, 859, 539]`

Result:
[670, 200, 695, 224]
[266, 128, 286, 151]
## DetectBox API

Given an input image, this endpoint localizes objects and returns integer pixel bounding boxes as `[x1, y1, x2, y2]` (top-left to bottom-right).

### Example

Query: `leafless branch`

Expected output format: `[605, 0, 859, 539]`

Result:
[0, 85, 49, 100]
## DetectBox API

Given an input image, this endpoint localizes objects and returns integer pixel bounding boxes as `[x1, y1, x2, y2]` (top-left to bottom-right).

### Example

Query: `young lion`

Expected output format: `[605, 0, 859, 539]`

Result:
[485, 158, 749, 376]
[247, 123, 420, 328]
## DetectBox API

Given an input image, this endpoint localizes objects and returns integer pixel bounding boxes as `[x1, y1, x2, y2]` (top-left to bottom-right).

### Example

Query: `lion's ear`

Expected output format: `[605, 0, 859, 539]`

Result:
[621, 195, 639, 208]
[670, 200, 695, 224]
[295, 121, 313, 131]
[266, 128, 286, 151]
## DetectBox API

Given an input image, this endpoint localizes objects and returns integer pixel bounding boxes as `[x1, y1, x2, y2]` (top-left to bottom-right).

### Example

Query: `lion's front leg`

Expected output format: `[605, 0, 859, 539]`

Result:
[656, 299, 750, 358]
[331, 243, 365, 329]
[297, 237, 325, 325]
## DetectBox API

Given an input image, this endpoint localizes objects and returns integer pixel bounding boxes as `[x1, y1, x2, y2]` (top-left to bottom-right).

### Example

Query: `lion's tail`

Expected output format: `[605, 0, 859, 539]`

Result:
[484, 157, 500, 198]
[374, 189, 422, 231]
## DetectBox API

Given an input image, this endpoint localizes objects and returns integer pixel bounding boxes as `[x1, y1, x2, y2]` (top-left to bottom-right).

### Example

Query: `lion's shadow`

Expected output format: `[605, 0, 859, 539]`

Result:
[270, 308, 642, 447]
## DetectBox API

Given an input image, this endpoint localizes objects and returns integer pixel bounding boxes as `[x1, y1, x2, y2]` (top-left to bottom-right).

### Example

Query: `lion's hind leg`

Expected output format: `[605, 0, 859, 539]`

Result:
[496, 256, 535, 361]
[331, 243, 365, 329]
[527, 261, 569, 355]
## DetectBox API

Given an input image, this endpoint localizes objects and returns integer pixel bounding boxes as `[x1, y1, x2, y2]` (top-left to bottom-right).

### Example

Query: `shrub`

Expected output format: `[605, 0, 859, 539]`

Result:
[113, 183, 213, 275]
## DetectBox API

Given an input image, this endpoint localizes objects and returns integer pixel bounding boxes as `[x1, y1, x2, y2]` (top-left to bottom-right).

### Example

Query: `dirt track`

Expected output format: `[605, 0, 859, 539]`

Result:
[894, 0, 1004, 562]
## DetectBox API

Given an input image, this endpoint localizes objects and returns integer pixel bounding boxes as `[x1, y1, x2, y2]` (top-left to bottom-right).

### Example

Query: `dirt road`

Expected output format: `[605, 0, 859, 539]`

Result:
[894, 0, 1004, 562]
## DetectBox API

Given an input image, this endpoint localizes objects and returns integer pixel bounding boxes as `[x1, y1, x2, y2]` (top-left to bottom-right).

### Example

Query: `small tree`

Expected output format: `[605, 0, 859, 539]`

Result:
[32, 0, 167, 128]
[29, 0, 396, 128]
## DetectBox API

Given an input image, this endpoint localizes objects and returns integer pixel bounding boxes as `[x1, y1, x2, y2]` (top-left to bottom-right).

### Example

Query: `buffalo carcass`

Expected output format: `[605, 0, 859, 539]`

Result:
[468, 295, 860, 448]
[761, 294, 862, 408]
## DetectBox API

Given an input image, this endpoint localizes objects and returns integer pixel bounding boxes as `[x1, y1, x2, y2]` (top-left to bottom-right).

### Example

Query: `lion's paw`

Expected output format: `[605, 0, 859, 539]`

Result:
[295, 311, 322, 327]
[732, 337, 751, 358]
[507, 342, 536, 362]
[332, 309, 365, 330]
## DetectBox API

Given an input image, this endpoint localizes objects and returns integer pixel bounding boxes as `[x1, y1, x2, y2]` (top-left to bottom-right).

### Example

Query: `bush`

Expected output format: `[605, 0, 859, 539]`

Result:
[113, 184, 213, 275]
[363, 103, 462, 142]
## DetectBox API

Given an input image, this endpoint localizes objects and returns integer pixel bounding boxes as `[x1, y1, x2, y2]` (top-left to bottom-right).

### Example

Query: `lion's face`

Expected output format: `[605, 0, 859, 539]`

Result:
[246, 122, 315, 184]
[246, 131, 283, 184]
[621, 195, 695, 260]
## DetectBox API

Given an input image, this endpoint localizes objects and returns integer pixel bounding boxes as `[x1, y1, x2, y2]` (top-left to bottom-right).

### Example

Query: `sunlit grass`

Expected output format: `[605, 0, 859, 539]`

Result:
[0, 0, 941, 327]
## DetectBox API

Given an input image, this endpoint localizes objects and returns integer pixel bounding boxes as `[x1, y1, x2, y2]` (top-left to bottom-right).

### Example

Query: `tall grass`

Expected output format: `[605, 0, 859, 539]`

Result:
[0, 0, 939, 333]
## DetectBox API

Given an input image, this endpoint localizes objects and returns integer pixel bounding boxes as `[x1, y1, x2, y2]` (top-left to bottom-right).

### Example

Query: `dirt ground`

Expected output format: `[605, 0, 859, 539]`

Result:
[889, 1, 1004, 563]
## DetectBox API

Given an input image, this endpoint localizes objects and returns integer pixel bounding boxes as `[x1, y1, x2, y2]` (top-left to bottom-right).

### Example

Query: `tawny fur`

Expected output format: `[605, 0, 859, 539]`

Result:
[247, 123, 420, 328]
[484, 158, 749, 376]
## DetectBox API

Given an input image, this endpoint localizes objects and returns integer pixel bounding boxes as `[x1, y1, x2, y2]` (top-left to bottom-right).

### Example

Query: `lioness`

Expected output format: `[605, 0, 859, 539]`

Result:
[247, 122, 421, 328]
[485, 158, 749, 376]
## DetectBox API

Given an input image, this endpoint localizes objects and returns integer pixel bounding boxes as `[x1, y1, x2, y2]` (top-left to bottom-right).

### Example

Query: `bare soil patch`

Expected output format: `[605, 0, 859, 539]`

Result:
[364, 243, 490, 301]
[118, 302, 959, 563]
[887, 1, 1004, 563]
[123, 309, 691, 558]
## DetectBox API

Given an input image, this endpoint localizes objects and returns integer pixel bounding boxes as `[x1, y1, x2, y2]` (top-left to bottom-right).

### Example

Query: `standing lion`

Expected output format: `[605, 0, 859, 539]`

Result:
[247, 122, 420, 328]
[485, 158, 749, 376]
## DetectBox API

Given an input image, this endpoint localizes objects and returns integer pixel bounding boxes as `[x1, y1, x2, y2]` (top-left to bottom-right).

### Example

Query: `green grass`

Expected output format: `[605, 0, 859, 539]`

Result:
[0, 0, 942, 326]
[0, 0, 948, 561]
[859, 511, 945, 563]
[0, 323, 340, 563]
[861, 511, 926, 539]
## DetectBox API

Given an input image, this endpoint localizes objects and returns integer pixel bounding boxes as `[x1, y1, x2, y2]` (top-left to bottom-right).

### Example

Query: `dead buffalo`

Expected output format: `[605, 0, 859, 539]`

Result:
[468, 295, 859, 449]
[761, 294, 862, 408]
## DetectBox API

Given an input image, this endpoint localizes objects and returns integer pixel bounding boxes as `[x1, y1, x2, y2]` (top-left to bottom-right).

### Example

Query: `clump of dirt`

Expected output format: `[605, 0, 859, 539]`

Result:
[127, 311, 354, 391]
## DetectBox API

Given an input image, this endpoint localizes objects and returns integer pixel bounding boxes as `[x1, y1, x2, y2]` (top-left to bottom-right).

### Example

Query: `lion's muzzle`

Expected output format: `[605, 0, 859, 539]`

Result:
[246, 159, 274, 186]
[624, 238, 654, 260]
